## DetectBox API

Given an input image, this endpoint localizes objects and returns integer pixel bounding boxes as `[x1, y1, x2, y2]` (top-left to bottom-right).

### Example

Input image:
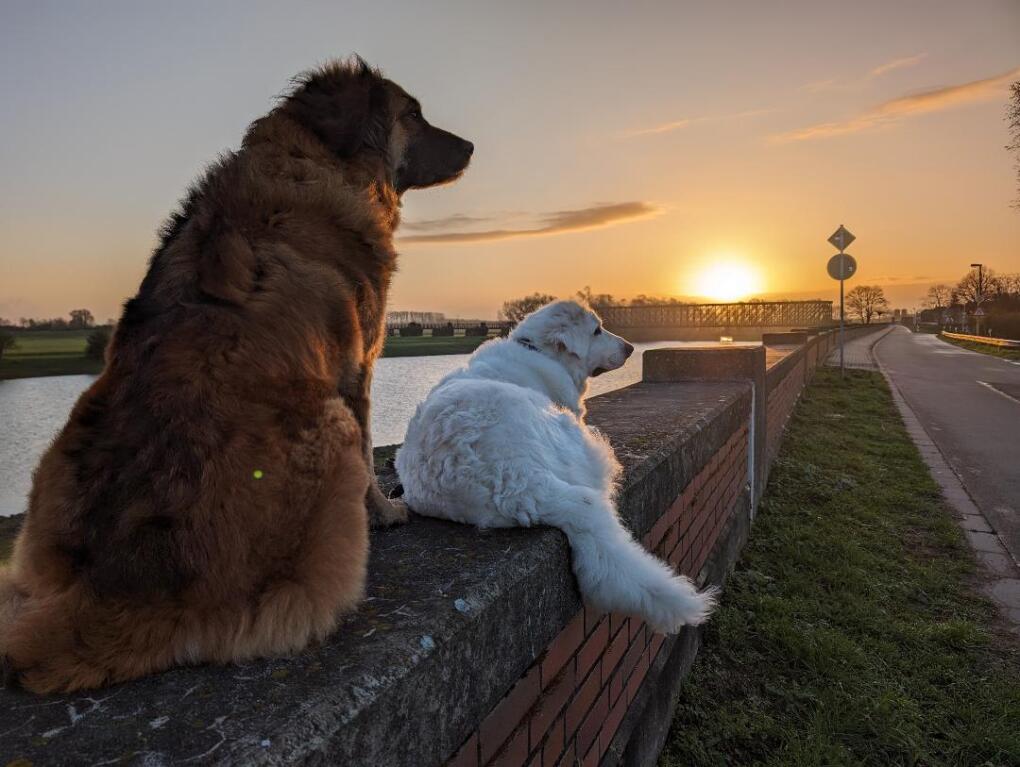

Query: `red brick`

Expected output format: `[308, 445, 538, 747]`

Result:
[480, 666, 541, 763]
[602, 694, 628, 751]
[608, 663, 626, 706]
[625, 651, 651, 704]
[583, 606, 604, 636]
[681, 484, 694, 507]
[648, 632, 665, 661]
[565, 664, 602, 737]
[529, 663, 575, 745]
[602, 624, 629, 679]
[541, 612, 584, 685]
[448, 732, 479, 767]
[617, 633, 644, 689]
[648, 512, 671, 549]
[488, 722, 529, 767]
[576, 619, 608, 678]
[663, 524, 679, 556]
[577, 687, 609, 757]
[629, 619, 646, 647]
[608, 612, 628, 639]
[555, 740, 575, 767]
[541, 716, 566, 767]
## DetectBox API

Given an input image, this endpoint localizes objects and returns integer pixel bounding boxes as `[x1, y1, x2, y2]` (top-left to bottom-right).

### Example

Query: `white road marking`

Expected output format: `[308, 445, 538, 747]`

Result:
[977, 380, 1020, 407]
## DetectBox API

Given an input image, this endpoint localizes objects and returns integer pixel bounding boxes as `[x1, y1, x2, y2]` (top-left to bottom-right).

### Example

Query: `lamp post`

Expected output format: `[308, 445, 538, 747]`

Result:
[970, 263, 983, 335]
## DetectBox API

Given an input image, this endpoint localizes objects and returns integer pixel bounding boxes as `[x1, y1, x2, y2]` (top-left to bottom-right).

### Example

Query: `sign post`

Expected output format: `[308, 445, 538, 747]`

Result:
[826, 225, 857, 379]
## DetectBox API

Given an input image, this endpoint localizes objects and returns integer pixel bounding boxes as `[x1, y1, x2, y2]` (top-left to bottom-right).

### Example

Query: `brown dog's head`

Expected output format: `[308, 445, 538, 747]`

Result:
[284, 57, 473, 194]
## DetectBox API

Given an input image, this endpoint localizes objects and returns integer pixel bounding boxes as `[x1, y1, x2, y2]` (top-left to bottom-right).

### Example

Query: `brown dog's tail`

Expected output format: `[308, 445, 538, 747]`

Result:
[0, 578, 192, 694]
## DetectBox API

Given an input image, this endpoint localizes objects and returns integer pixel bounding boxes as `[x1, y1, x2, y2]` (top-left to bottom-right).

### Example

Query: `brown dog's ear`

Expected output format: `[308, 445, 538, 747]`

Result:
[285, 60, 388, 158]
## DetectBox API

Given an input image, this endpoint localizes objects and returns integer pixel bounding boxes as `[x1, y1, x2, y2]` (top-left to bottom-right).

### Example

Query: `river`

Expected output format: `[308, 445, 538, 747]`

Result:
[0, 341, 722, 517]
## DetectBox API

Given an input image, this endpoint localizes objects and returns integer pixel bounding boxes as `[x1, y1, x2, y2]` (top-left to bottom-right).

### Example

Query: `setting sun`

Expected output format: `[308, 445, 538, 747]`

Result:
[693, 262, 762, 302]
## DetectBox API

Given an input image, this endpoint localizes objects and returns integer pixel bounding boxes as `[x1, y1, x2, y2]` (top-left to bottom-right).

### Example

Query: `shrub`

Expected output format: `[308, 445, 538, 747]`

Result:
[85, 327, 112, 360]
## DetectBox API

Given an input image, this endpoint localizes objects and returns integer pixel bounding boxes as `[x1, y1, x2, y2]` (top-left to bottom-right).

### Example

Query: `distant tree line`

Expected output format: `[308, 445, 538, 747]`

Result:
[1, 309, 110, 331]
[919, 267, 1020, 338]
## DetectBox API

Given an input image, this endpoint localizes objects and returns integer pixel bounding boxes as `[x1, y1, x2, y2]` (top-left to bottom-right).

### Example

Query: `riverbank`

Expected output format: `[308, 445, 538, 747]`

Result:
[660, 368, 1020, 765]
[940, 333, 1020, 362]
[0, 329, 492, 380]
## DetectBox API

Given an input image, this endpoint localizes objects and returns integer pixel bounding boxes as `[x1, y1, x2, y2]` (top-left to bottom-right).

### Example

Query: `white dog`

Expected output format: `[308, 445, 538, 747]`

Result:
[396, 301, 715, 633]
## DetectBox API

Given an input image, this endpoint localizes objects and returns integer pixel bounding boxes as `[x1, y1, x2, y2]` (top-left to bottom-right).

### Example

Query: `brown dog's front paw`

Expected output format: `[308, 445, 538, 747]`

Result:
[368, 496, 410, 528]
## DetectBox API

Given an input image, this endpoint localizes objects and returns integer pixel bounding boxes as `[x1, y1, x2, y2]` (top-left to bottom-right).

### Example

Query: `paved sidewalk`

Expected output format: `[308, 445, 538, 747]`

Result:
[826, 326, 893, 370]
[871, 331, 1020, 635]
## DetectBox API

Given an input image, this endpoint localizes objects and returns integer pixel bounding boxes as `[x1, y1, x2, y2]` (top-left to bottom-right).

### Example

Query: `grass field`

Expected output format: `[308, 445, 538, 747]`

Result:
[0, 329, 104, 380]
[941, 333, 1020, 362]
[0, 329, 494, 380]
[660, 368, 1020, 766]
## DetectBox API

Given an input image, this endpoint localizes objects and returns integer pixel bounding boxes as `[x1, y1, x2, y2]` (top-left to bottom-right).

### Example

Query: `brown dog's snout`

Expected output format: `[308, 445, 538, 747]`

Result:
[461, 138, 474, 157]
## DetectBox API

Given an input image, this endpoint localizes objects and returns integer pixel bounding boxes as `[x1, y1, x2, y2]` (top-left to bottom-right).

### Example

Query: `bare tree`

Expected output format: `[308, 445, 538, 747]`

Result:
[997, 272, 1020, 297]
[1008, 80, 1020, 208]
[69, 309, 95, 329]
[846, 285, 889, 324]
[953, 266, 998, 308]
[924, 284, 953, 311]
[575, 286, 617, 307]
[499, 293, 557, 324]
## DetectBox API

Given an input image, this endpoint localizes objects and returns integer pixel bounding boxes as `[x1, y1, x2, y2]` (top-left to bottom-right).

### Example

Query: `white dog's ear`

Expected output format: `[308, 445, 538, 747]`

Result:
[540, 306, 587, 359]
[542, 322, 580, 358]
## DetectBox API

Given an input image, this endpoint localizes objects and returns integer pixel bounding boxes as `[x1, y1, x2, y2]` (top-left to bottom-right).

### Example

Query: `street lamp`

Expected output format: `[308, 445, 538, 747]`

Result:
[970, 263, 983, 335]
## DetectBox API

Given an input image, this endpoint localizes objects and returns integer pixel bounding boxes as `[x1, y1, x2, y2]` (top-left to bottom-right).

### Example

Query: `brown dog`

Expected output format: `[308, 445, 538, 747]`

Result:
[0, 58, 472, 693]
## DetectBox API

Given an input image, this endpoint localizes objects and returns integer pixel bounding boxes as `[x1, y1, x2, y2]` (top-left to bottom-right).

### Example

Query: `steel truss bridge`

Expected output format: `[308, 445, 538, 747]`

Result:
[595, 300, 833, 330]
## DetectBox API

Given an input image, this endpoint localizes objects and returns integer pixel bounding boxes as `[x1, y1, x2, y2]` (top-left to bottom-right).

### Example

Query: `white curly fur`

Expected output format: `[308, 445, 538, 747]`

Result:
[396, 300, 716, 633]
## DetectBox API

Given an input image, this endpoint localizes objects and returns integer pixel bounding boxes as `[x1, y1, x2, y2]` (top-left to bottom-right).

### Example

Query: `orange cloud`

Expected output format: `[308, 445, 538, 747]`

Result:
[773, 66, 1020, 143]
[623, 110, 771, 138]
[869, 53, 927, 78]
[400, 202, 660, 244]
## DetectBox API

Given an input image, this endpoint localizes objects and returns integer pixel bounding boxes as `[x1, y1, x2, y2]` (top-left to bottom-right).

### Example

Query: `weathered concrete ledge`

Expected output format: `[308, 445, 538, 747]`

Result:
[0, 381, 749, 766]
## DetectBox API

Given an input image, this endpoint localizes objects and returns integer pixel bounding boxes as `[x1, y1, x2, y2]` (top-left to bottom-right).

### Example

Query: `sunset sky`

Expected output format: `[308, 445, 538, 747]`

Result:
[1, 0, 1018, 321]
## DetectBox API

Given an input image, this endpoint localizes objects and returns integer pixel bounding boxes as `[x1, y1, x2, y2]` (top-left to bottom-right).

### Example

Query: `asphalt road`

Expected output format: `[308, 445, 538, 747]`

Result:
[875, 327, 1020, 562]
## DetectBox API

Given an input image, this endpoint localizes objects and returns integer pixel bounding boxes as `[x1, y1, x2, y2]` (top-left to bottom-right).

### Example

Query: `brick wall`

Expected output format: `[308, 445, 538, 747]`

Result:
[448, 425, 750, 767]
[765, 359, 805, 468]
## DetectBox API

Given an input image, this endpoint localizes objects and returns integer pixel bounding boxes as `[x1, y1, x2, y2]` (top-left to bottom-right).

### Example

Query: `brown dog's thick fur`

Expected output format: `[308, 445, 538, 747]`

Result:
[0, 58, 471, 693]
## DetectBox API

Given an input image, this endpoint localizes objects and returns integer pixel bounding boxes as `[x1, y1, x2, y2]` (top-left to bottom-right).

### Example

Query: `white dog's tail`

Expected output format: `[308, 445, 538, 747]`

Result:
[539, 481, 717, 634]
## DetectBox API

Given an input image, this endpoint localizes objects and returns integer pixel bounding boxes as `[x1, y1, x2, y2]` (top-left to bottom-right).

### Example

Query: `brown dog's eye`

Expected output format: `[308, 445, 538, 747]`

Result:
[407, 108, 422, 120]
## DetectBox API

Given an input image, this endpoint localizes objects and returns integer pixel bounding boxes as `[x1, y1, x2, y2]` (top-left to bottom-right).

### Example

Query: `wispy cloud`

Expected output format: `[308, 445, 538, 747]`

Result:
[869, 53, 927, 78]
[400, 202, 660, 244]
[802, 53, 927, 93]
[623, 109, 772, 138]
[401, 213, 496, 232]
[773, 66, 1020, 143]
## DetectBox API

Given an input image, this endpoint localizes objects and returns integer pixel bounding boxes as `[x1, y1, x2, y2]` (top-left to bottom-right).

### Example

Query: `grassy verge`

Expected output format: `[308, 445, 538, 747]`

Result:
[0, 330, 493, 380]
[381, 334, 489, 357]
[660, 368, 1020, 766]
[940, 334, 1020, 362]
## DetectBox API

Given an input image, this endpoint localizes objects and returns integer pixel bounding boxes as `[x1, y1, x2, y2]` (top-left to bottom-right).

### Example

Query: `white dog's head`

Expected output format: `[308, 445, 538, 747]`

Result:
[511, 300, 634, 387]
